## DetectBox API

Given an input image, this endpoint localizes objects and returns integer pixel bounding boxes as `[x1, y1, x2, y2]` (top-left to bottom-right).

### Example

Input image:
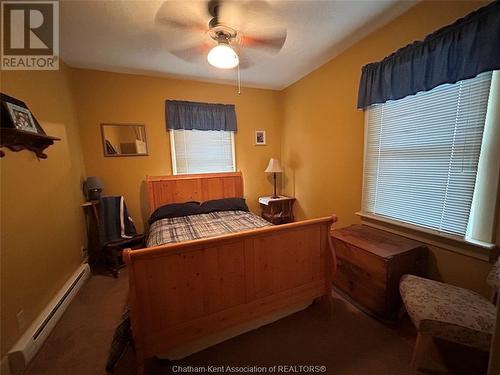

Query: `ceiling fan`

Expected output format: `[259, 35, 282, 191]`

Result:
[155, 0, 287, 70]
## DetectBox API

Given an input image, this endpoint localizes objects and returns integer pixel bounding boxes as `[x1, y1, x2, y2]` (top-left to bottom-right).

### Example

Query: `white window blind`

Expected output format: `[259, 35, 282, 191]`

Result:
[170, 130, 235, 175]
[362, 71, 493, 237]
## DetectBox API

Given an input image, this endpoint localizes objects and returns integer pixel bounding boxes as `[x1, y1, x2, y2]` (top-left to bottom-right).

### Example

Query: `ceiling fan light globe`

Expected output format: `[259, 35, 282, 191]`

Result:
[207, 44, 239, 69]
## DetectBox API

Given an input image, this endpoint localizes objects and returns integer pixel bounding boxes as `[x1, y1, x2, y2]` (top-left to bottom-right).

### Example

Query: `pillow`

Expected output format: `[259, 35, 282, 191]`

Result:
[200, 198, 249, 214]
[148, 201, 202, 225]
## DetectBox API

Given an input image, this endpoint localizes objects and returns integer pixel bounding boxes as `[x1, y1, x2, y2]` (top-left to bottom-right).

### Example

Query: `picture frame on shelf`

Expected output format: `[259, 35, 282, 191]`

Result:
[255, 130, 266, 145]
[0, 92, 59, 159]
[4, 101, 38, 134]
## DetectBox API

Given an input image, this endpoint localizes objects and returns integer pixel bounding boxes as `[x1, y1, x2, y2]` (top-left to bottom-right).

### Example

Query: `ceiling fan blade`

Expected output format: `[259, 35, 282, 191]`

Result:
[236, 49, 253, 69]
[217, 0, 287, 52]
[155, 1, 209, 32]
[170, 41, 213, 62]
[242, 31, 287, 53]
[219, 0, 273, 30]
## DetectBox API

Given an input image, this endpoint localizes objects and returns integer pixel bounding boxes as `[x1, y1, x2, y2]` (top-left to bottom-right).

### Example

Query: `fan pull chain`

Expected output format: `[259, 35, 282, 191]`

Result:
[237, 63, 241, 95]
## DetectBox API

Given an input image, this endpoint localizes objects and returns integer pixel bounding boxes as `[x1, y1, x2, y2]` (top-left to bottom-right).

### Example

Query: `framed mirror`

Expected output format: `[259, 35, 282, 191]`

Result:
[101, 123, 148, 157]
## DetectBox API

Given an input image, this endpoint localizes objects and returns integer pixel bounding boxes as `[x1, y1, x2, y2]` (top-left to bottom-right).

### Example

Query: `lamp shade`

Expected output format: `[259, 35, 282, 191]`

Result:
[85, 176, 103, 190]
[265, 158, 283, 173]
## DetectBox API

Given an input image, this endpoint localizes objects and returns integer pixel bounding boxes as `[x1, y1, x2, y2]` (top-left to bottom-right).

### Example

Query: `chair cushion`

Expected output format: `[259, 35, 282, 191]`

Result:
[400, 274, 495, 351]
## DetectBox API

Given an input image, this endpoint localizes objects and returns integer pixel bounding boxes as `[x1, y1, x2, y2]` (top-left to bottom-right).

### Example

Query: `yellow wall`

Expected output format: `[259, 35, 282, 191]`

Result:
[0, 63, 87, 356]
[1, 1, 498, 358]
[281, 0, 495, 296]
[71, 69, 282, 231]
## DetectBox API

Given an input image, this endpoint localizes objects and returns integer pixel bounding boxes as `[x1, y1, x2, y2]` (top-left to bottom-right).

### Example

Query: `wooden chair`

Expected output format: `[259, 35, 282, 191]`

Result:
[400, 256, 499, 370]
[84, 196, 145, 277]
[104, 234, 145, 278]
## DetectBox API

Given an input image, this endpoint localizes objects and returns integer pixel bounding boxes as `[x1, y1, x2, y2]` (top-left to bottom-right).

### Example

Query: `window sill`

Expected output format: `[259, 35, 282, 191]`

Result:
[355, 212, 496, 262]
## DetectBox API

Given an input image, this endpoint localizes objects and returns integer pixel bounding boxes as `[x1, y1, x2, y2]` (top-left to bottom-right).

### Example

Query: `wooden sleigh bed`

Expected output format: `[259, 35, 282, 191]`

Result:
[123, 172, 338, 374]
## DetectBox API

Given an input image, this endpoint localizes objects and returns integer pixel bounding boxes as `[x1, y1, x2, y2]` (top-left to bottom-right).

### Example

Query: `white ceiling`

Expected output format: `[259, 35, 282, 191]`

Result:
[61, 0, 416, 90]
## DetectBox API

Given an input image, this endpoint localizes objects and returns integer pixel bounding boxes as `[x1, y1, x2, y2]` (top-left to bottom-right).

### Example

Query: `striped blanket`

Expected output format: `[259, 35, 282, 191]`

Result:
[147, 210, 271, 247]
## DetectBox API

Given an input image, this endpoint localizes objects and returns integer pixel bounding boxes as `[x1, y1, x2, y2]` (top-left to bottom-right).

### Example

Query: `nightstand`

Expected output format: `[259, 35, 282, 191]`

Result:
[258, 195, 295, 224]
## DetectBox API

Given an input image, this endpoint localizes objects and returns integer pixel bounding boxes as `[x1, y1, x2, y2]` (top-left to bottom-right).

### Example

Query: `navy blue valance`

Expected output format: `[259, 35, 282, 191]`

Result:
[166, 100, 237, 131]
[357, 1, 500, 109]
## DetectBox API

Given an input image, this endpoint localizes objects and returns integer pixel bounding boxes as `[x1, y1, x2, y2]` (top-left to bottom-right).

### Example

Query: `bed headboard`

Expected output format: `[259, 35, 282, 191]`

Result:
[146, 172, 244, 213]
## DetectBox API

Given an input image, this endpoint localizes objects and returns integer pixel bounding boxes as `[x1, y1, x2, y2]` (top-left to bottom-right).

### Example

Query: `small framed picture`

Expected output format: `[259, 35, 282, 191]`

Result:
[255, 130, 266, 145]
[5, 102, 38, 133]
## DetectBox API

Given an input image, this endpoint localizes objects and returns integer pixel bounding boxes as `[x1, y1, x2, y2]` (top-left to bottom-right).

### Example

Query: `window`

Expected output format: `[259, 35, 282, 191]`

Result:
[362, 71, 496, 242]
[170, 130, 235, 175]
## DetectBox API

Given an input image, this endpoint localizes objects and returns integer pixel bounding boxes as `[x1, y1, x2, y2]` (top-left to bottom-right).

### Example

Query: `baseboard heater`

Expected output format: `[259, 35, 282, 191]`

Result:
[7, 263, 91, 375]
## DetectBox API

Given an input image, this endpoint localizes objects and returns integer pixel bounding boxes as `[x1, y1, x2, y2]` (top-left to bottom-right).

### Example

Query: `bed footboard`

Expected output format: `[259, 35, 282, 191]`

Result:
[124, 215, 337, 374]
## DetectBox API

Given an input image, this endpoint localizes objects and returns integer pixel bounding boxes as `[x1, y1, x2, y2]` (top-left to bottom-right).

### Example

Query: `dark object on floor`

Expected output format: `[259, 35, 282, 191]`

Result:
[106, 307, 132, 373]
[331, 224, 426, 321]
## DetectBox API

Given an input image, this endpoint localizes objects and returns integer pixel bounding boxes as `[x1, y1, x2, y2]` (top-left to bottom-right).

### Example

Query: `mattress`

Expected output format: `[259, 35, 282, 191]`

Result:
[147, 210, 272, 247]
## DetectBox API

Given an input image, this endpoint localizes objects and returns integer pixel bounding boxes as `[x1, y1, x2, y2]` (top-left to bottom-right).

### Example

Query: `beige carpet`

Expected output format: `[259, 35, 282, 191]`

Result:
[24, 268, 488, 375]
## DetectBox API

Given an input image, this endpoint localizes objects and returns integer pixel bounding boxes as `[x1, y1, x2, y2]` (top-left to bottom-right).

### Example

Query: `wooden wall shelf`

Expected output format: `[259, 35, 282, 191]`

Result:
[0, 128, 60, 159]
[1, 93, 60, 159]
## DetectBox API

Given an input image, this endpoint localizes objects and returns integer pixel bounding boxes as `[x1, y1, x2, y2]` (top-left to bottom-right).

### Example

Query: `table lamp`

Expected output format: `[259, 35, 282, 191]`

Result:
[84, 176, 103, 201]
[265, 158, 283, 198]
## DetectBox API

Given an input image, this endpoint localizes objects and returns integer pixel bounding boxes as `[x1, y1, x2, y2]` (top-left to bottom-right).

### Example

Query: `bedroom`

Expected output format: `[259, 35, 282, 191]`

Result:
[1, 0, 499, 374]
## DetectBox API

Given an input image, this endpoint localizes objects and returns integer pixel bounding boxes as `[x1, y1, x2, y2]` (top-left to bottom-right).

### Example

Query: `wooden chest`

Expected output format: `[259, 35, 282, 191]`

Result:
[331, 224, 426, 321]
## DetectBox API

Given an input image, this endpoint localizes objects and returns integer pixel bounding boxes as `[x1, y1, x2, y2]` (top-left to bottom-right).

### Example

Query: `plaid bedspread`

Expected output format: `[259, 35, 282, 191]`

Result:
[147, 210, 271, 247]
